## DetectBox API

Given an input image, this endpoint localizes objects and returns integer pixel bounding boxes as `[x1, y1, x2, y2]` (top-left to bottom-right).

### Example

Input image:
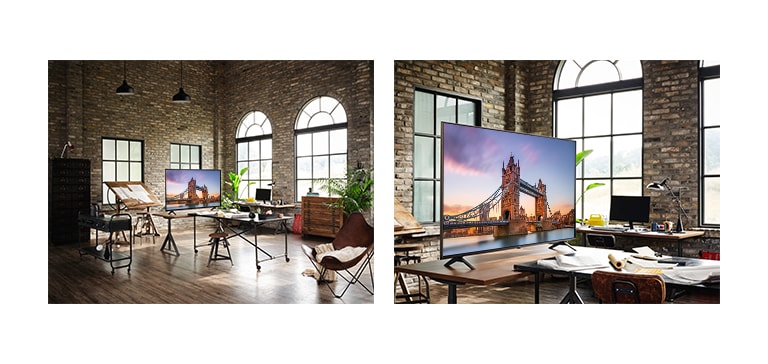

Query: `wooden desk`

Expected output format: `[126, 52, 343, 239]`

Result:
[577, 227, 705, 256]
[393, 244, 561, 303]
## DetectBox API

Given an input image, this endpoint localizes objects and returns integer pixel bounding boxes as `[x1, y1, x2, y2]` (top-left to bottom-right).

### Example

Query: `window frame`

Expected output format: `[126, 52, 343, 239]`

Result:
[235, 111, 274, 200]
[101, 137, 144, 205]
[169, 143, 201, 170]
[699, 62, 720, 227]
[412, 86, 482, 224]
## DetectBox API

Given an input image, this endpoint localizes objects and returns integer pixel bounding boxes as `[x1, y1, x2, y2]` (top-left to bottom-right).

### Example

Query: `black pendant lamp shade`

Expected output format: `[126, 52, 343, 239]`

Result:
[172, 61, 191, 103]
[116, 61, 135, 95]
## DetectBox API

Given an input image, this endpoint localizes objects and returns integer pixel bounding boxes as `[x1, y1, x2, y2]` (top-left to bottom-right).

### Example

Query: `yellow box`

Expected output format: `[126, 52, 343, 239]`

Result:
[586, 214, 606, 226]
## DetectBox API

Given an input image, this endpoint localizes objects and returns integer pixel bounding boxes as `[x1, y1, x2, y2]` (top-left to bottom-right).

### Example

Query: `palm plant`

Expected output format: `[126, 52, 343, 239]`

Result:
[222, 167, 254, 209]
[320, 167, 374, 217]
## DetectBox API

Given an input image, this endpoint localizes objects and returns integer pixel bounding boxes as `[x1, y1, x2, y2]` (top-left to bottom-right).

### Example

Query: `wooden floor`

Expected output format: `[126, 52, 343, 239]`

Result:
[48, 224, 375, 304]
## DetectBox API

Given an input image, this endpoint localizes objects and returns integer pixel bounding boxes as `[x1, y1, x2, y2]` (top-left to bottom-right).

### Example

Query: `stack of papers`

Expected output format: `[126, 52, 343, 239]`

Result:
[663, 266, 720, 285]
[537, 254, 608, 271]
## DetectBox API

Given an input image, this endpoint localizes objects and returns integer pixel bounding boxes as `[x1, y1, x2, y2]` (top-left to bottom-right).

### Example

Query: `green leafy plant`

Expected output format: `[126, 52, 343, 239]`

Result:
[320, 167, 374, 217]
[221, 167, 254, 209]
[575, 149, 605, 223]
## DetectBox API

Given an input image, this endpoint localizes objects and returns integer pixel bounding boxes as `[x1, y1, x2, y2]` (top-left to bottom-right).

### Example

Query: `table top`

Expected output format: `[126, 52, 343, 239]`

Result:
[577, 227, 705, 240]
[188, 211, 293, 224]
[235, 202, 296, 209]
[153, 212, 192, 219]
[394, 244, 561, 286]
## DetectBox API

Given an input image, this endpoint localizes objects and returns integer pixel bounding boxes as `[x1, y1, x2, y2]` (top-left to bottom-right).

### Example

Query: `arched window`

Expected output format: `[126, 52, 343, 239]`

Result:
[294, 96, 348, 200]
[235, 111, 273, 200]
[699, 60, 720, 226]
[554, 60, 643, 222]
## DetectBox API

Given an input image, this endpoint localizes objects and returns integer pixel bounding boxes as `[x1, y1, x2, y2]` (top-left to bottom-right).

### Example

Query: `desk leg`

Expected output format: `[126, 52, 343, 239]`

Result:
[282, 221, 290, 262]
[447, 283, 458, 304]
[254, 229, 261, 271]
[160, 219, 180, 256]
[534, 272, 540, 304]
[559, 273, 584, 304]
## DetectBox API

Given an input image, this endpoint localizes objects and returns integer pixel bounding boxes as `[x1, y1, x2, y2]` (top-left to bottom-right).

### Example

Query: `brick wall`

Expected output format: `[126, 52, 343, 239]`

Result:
[48, 60, 373, 232]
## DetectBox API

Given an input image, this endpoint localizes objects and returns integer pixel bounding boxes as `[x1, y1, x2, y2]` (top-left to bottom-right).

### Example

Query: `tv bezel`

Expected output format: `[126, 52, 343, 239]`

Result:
[439, 122, 577, 266]
[164, 169, 222, 212]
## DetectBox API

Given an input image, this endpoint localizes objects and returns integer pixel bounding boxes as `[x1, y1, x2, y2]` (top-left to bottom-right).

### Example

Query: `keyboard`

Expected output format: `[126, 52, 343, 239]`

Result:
[590, 226, 627, 232]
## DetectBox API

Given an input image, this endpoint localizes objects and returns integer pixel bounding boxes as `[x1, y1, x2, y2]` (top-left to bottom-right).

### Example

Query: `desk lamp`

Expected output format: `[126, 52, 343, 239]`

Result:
[646, 178, 689, 233]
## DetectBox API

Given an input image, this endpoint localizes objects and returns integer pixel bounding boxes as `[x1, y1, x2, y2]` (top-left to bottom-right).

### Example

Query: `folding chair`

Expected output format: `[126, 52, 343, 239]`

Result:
[302, 212, 374, 299]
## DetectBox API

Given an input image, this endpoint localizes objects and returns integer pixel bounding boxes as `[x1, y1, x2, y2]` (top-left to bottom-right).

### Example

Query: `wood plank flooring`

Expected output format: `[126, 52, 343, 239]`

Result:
[48, 224, 375, 304]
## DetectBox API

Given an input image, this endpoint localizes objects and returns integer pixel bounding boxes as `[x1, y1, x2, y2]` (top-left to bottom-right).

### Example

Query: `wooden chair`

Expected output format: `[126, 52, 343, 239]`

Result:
[586, 233, 615, 248]
[301, 212, 374, 299]
[592, 270, 666, 304]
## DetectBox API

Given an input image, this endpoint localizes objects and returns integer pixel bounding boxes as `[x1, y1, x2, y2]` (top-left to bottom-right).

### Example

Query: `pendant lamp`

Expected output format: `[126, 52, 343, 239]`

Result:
[172, 61, 191, 103]
[116, 61, 135, 95]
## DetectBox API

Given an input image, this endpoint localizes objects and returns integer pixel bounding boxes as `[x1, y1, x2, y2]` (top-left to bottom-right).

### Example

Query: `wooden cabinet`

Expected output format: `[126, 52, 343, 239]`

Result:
[49, 158, 91, 245]
[301, 196, 343, 238]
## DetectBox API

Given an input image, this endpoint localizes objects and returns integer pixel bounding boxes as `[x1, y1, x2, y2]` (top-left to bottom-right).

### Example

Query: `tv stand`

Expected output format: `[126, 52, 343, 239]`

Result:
[549, 240, 576, 252]
[443, 256, 476, 270]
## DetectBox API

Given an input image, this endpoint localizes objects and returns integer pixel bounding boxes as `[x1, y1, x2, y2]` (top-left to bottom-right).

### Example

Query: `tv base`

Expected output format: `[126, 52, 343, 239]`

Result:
[444, 256, 476, 270]
[548, 241, 576, 252]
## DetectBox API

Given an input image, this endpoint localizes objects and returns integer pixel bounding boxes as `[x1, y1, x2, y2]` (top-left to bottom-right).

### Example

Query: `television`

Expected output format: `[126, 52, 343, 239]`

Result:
[164, 169, 222, 212]
[440, 123, 576, 269]
[609, 195, 650, 230]
[255, 188, 272, 203]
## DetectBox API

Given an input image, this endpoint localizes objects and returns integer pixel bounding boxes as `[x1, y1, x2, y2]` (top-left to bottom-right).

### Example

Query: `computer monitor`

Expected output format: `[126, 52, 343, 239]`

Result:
[255, 188, 272, 202]
[609, 195, 651, 230]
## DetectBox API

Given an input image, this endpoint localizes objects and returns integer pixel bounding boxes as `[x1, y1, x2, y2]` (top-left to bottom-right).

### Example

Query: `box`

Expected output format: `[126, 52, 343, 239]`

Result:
[586, 214, 606, 226]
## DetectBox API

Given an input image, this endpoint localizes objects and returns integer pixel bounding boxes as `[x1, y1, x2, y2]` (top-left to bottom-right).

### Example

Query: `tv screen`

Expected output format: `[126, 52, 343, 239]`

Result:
[164, 169, 222, 211]
[609, 195, 650, 229]
[440, 123, 576, 267]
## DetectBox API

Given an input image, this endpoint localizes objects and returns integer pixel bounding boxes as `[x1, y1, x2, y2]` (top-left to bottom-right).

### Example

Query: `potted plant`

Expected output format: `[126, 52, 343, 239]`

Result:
[221, 167, 254, 210]
[575, 149, 605, 225]
[320, 167, 374, 218]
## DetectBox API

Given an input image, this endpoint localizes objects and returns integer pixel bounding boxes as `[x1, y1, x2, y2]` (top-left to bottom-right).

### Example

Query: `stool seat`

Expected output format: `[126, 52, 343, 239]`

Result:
[208, 232, 233, 266]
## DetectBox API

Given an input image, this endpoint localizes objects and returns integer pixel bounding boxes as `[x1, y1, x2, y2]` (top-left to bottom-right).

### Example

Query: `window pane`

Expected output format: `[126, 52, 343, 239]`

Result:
[170, 162, 180, 169]
[436, 95, 456, 124]
[457, 99, 475, 124]
[703, 177, 720, 225]
[612, 134, 642, 177]
[414, 180, 434, 222]
[703, 78, 720, 127]
[297, 180, 312, 200]
[170, 145, 180, 163]
[237, 142, 248, 161]
[330, 155, 347, 179]
[613, 90, 642, 134]
[579, 61, 620, 87]
[583, 137, 610, 178]
[584, 94, 611, 136]
[248, 161, 259, 180]
[103, 139, 115, 160]
[130, 141, 142, 161]
[612, 178, 641, 196]
[180, 145, 189, 163]
[574, 139, 584, 179]
[414, 91, 435, 134]
[330, 103, 347, 124]
[313, 131, 329, 155]
[704, 128, 720, 174]
[117, 162, 129, 180]
[190, 146, 200, 164]
[117, 140, 129, 160]
[414, 136, 435, 179]
[557, 98, 582, 138]
[129, 162, 142, 181]
[329, 129, 347, 154]
[103, 161, 116, 182]
[249, 140, 260, 160]
[583, 179, 610, 219]
[261, 160, 272, 180]
[261, 139, 272, 159]
[313, 156, 329, 179]
[296, 134, 312, 156]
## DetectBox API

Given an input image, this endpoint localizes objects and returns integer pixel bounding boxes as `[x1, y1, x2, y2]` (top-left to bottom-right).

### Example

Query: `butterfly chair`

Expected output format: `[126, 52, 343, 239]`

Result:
[592, 270, 666, 304]
[302, 212, 374, 299]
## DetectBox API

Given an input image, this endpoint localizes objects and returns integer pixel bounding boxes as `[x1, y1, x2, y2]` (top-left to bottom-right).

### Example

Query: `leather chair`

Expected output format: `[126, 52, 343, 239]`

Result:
[586, 233, 616, 248]
[592, 270, 666, 304]
[302, 212, 374, 299]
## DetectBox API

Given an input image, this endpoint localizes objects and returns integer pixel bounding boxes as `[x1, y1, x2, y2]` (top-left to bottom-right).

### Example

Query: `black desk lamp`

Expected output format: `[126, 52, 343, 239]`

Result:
[646, 178, 688, 233]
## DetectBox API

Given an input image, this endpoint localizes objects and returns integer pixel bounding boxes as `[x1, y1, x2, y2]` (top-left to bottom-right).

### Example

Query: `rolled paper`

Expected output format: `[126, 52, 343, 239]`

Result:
[608, 253, 625, 271]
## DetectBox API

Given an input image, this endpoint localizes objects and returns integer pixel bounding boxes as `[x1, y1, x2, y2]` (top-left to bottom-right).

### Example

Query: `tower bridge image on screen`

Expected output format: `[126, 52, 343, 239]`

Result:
[443, 153, 576, 239]
[166, 176, 219, 207]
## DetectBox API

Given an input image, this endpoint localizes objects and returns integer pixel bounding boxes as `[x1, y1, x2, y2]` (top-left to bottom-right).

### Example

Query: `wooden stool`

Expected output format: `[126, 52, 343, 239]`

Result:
[208, 232, 233, 266]
[394, 243, 430, 303]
